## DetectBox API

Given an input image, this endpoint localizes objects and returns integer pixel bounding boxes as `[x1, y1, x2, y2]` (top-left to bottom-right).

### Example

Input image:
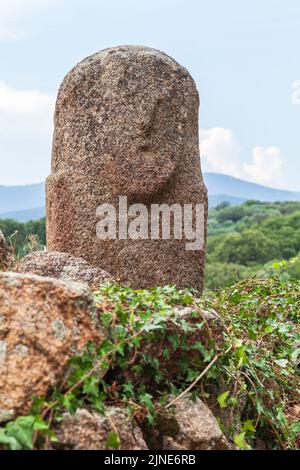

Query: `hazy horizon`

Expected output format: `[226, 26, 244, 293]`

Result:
[1, 171, 300, 194]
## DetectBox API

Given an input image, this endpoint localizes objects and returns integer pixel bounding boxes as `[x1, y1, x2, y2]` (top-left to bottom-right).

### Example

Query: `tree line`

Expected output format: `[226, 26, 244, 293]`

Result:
[1, 200, 300, 290]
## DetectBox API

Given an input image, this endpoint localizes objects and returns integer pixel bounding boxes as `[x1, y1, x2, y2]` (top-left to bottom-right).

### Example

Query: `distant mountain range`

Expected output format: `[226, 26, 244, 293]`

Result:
[0, 173, 300, 222]
[0, 207, 46, 223]
[204, 173, 300, 204]
[0, 182, 45, 215]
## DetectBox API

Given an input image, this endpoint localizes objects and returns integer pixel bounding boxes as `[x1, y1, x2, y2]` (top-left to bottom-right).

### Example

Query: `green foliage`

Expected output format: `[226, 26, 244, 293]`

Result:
[106, 432, 121, 450]
[234, 432, 251, 450]
[217, 391, 230, 409]
[213, 230, 279, 265]
[205, 262, 253, 290]
[0, 218, 46, 258]
[215, 205, 248, 223]
[0, 415, 53, 450]
[206, 201, 300, 289]
[210, 274, 300, 449]
[1, 275, 299, 450]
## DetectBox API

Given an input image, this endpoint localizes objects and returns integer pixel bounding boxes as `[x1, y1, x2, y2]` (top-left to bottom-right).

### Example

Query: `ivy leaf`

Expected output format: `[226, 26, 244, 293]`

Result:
[147, 413, 155, 426]
[0, 428, 20, 450]
[182, 294, 193, 305]
[139, 393, 154, 412]
[143, 324, 163, 332]
[234, 432, 251, 450]
[217, 391, 230, 409]
[62, 393, 76, 412]
[290, 349, 300, 364]
[115, 304, 129, 326]
[83, 376, 99, 397]
[291, 421, 300, 436]
[242, 420, 256, 433]
[122, 383, 135, 397]
[106, 431, 120, 450]
[230, 292, 243, 305]
[264, 325, 274, 334]
[236, 345, 248, 368]
[274, 359, 288, 368]
[33, 415, 50, 432]
[276, 408, 287, 426]
[5, 416, 35, 450]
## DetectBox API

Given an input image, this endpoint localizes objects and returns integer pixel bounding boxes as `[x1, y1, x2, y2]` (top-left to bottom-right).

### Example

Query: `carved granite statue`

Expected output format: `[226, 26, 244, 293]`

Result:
[47, 46, 208, 290]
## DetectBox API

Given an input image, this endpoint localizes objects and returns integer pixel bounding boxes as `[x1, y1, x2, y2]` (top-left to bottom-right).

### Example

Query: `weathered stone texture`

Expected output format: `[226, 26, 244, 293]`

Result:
[162, 396, 232, 450]
[0, 272, 104, 421]
[17, 251, 113, 289]
[53, 408, 148, 450]
[47, 45, 207, 291]
[146, 395, 232, 450]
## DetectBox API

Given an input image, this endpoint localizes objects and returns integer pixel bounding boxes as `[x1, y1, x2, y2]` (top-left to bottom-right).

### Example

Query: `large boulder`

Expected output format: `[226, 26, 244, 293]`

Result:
[0, 272, 105, 422]
[53, 408, 148, 450]
[0, 231, 8, 271]
[146, 396, 232, 450]
[16, 251, 113, 290]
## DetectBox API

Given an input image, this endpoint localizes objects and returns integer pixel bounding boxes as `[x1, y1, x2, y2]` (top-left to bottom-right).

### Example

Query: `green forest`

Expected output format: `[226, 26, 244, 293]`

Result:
[1, 200, 300, 290]
[206, 200, 300, 289]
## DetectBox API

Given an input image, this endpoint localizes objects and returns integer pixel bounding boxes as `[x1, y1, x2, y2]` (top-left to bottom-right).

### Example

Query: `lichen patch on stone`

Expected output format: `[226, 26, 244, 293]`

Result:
[51, 320, 68, 341]
[0, 340, 7, 364]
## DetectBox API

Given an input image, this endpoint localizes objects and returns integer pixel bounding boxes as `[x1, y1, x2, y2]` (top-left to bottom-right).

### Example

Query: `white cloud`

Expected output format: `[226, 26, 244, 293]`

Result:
[291, 80, 300, 105]
[0, 80, 55, 185]
[243, 147, 283, 186]
[0, 80, 55, 135]
[0, 0, 63, 41]
[200, 127, 242, 177]
[0, 80, 54, 115]
[200, 127, 284, 187]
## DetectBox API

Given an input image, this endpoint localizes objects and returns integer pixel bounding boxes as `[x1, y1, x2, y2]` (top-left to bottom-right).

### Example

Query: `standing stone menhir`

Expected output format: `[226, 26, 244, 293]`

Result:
[47, 45, 208, 291]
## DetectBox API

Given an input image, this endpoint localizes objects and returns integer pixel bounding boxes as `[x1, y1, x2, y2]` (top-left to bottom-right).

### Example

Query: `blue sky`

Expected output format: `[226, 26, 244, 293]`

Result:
[0, 0, 299, 189]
